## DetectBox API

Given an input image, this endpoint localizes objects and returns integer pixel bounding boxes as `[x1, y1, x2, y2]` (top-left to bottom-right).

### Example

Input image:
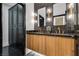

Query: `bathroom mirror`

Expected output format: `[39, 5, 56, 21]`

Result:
[66, 3, 77, 31]
[38, 7, 46, 27]
[53, 3, 66, 16]
[53, 16, 66, 26]
[53, 3, 66, 26]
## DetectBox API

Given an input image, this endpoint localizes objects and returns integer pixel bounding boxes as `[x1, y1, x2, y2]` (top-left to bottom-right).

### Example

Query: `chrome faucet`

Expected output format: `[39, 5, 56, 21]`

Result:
[57, 27, 61, 34]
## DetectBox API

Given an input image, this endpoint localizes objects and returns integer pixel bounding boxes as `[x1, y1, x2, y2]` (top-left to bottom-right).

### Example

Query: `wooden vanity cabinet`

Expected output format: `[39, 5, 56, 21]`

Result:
[27, 34, 32, 49]
[27, 34, 46, 55]
[27, 34, 76, 56]
[27, 34, 38, 51]
[38, 35, 46, 54]
[45, 36, 56, 56]
[46, 36, 76, 56]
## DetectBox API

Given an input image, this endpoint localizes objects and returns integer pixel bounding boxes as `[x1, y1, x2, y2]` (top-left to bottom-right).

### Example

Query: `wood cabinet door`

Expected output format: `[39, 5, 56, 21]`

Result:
[46, 36, 56, 56]
[32, 35, 39, 52]
[27, 34, 33, 49]
[27, 34, 30, 49]
[38, 35, 46, 55]
[57, 37, 75, 56]
[27, 34, 37, 50]
[62, 37, 75, 56]
[27, 34, 46, 55]
[27, 34, 29, 48]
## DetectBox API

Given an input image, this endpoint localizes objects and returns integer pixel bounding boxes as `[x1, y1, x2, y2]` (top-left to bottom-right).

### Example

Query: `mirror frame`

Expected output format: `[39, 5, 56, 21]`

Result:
[37, 7, 46, 27]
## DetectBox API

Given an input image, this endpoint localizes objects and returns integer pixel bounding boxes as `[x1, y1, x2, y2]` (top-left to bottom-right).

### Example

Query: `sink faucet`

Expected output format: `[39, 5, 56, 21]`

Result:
[57, 27, 61, 34]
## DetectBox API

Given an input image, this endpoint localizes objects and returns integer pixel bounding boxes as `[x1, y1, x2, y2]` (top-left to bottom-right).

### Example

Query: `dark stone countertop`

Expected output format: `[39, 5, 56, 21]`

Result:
[26, 31, 76, 38]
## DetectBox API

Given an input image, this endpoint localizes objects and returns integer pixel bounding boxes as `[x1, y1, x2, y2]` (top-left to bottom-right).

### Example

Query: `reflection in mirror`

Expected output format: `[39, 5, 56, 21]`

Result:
[53, 3, 66, 16]
[38, 7, 46, 27]
[78, 4, 79, 25]
[53, 3, 66, 26]
[66, 3, 77, 31]
[53, 3, 67, 34]
[53, 16, 66, 26]
[39, 14, 44, 27]
[47, 8, 52, 22]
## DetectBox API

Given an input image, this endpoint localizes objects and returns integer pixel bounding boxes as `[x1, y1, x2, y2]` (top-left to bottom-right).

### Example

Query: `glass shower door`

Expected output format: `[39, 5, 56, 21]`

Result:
[9, 4, 25, 56]
[9, 4, 18, 46]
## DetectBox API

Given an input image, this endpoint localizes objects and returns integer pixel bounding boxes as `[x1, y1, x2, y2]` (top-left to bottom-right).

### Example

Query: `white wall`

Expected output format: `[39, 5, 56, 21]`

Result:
[2, 3, 16, 47]
[53, 3, 66, 16]
[26, 3, 34, 31]
[25, 3, 34, 54]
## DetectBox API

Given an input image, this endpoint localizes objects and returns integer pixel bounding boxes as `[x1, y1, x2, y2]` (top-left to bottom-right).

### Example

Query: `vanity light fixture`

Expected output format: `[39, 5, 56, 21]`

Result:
[31, 12, 37, 24]
[32, 12, 37, 16]
[47, 8, 52, 13]
[68, 14, 73, 19]
[47, 17, 52, 22]
[31, 19, 37, 23]
[68, 3, 74, 8]
[31, 19, 34, 23]
[32, 12, 35, 16]
[47, 8, 52, 22]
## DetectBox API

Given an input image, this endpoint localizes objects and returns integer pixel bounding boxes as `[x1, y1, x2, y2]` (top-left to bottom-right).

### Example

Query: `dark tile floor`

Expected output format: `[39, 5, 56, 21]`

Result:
[0, 46, 24, 56]
[0, 46, 44, 56]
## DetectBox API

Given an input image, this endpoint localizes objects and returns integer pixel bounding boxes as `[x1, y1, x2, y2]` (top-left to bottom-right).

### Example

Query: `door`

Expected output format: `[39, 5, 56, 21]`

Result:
[46, 36, 56, 56]
[38, 35, 46, 55]
[9, 3, 25, 55]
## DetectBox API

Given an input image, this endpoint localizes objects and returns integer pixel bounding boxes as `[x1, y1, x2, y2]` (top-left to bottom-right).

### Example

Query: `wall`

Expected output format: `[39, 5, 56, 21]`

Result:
[26, 3, 34, 53]
[26, 3, 34, 31]
[2, 3, 16, 47]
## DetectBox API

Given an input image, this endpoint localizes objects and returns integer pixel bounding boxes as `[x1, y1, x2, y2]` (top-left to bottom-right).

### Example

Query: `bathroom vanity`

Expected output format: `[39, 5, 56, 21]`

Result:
[26, 32, 77, 56]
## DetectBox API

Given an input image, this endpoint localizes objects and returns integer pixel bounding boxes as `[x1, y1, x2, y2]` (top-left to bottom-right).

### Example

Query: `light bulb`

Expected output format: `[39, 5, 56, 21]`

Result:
[32, 12, 37, 16]
[32, 12, 35, 16]
[47, 8, 52, 13]
[68, 14, 72, 19]
[31, 19, 35, 23]
[31, 19, 37, 24]
[47, 18, 52, 22]
[68, 3, 74, 8]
